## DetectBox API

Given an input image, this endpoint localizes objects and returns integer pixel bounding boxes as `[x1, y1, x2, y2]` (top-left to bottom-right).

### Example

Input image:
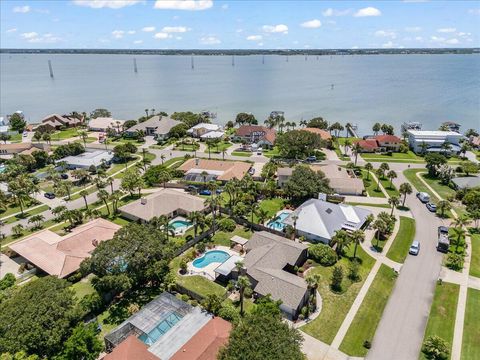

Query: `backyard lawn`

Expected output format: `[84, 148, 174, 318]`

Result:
[177, 275, 226, 298]
[257, 198, 286, 219]
[361, 169, 385, 198]
[470, 233, 480, 278]
[461, 288, 480, 360]
[386, 217, 416, 263]
[211, 225, 253, 247]
[420, 282, 460, 360]
[71, 276, 96, 301]
[339, 264, 397, 357]
[52, 128, 83, 140]
[301, 246, 375, 344]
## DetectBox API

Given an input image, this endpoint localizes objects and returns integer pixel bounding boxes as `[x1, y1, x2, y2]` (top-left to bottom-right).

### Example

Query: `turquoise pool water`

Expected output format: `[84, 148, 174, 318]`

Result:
[267, 211, 291, 231]
[139, 312, 183, 346]
[193, 250, 230, 268]
[169, 219, 192, 230]
[0, 164, 6, 174]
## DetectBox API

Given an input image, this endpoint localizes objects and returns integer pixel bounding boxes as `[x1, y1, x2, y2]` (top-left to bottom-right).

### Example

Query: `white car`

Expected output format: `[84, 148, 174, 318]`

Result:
[409, 240, 420, 256]
[416, 192, 430, 203]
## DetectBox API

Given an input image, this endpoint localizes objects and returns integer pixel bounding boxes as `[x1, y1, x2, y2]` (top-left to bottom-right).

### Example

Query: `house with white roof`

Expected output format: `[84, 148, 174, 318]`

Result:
[187, 123, 222, 138]
[283, 198, 372, 244]
[61, 150, 114, 169]
[407, 130, 463, 154]
[200, 130, 225, 140]
[88, 117, 126, 132]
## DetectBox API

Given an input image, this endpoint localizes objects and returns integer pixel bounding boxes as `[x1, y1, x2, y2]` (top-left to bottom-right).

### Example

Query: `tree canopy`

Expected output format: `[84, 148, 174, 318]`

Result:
[425, 153, 447, 177]
[90, 108, 111, 119]
[9, 113, 26, 132]
[0, 277, 78, 358]
[307, 117, 328, 129]
[276, 130, 325, 159]
[284, 165, 331, 200]
[235, 112, 257, 125]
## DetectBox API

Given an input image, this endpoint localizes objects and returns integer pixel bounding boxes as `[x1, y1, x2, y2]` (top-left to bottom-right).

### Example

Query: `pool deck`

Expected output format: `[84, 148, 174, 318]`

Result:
[265, 209, 293, 228]
[186, 246, 243, 280]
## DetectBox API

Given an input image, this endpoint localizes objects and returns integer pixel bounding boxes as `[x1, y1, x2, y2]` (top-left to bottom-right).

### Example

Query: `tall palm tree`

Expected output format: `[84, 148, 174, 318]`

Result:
[345, 122, 352, 138]
[249, 202, 258, 228]
[256, 208, 269, 225]
[352, 143, 362, 166]
[79, 189, 89, 210]
[187, 211, 201, 237]
[387, 170, 397, 189]
[305, 273, 321, 310]
[79, 130, 88, 147]
[97, 189, 110, 216]
[160, 154, 166, 165]
[237, 275, 251, 316]
[110, 190, 122, 214]
[388, 195, 400, 216]
[330, 230, 351, 256]
[350, 230, 365, 259]
[453, 215, 469, 229]
[451, 227, 466, 251]
[221, 149, 227, 160]
[344, 138, 352, 156]
[441, 141, 452, 156]
[205, 196, 218, 234]
[375, 168, 383, 191]
[373, 218, 387, 248]
[364, 163, 373, 180]
[291, 214, 299, 240]
[437, 200, 451, 218]
[399, 182, 413, 207]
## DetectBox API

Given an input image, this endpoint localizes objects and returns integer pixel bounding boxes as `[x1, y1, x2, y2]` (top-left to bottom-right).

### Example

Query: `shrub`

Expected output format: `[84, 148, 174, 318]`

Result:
[422, 335, 449, 360]
[297, 267, 304, 273]
[218, 218, 236, 232]
[185, 234, 194, 242]
[67, 272, 83, 283]
[244, 286, 253, 299]
[218, 303, 240, 323]
[348, 260, 361, 282]
[79, 292, 105, 315]
[181, 294, 190, 302]
[331, 265, 344, 292]
[190, 300, 198, 307]
[179, 259, 188, 274]
[0, 273, 16, 290]
[196, 242, 206, 253]
[308, 244, 338, 266]
[446, 253, 464, 271]
[363, 340, 372, 349]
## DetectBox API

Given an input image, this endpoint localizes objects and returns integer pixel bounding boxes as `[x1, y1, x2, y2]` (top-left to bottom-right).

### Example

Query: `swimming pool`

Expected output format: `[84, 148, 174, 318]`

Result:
[0, 164, 6, 174]
[267, 211, 291, 231]
[169, 219, 192, 230]
[192, 250, 230, 268]
[139, 312, 183, 346]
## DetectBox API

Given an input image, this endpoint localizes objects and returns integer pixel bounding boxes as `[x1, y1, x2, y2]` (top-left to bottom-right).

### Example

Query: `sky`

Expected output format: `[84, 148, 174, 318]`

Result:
[1, 0, 479, 49]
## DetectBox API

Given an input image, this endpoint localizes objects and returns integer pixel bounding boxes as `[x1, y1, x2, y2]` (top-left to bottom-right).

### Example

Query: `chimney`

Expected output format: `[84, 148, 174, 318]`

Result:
[141, 197, 147, 205]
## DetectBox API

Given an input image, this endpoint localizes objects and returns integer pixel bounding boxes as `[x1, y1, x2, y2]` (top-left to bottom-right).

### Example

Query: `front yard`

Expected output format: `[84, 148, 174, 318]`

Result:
[361, 169, 385, 198]
[386, 216, 416, 263]
[469, 233, 480, 278]
[300, 245, 375, 344]
[462, 288, 480, 360]
[361, 151, 424, 162]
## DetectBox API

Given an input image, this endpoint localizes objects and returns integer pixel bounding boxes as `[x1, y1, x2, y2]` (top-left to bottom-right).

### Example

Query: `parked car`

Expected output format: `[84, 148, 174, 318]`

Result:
[306, 155, 317, 162]
[199, 189, 212, 196]
[60, 173, 69, 179]
[426, 202, 437, 212]
[409, 240, 420, 255]
[216, 188, 223, 194]
[416, 192, 430, 203]
[44, 192, 55, 199]
[22, 131, 28, 137]
[437, 226, 450, 253]
[186, 185, 198, 193]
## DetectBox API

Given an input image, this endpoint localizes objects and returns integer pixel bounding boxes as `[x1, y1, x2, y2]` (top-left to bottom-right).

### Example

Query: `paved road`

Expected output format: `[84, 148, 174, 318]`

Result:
[367, 169, 448, 360]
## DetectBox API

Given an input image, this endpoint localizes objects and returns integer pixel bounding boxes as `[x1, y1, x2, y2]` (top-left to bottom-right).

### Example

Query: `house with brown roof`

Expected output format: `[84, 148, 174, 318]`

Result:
[103, 336, 160, 360]
[118, 188, 206, 223]
[0, 142, 50, 158]
[355, 139, 380, 153]
[303, 127, 332, 140]
[179, 158, 251, 182]
[39, 113, 84, 131]
[9, 218, 120, 278]
[234, 125, 276, 148]
[374, 134, 402, 151]
[125, 116, 181, 140]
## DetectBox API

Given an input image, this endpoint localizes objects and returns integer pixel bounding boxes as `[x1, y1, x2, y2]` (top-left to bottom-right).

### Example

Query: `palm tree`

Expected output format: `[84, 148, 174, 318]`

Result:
[364, 163, 373, 180]
[453, 215, 469, 229]
[237, 275, 251, 316]
[375, 168, 383, 191]
[441, 142, 452, 156]
[256, 208, 269, 225]
[379, 162, 390, 179]
[249, 202, 258, 228]
[373, 218, 387, 248]
[97, 189, 110, 216]
[350, 230, 365, 259]
[345, 122, 352, 138]
[79, 189, 89, 209]
[451, 227, 466, 251]
[388, 195, 400, 216]
[28, 214, 45, 228]
[437, 200, 451, 218]
[200, 171, 209, 185]
[221, 149, 227, 161]
[12, 224, 24, 237]
[387, 170, 397, 189]
[107, 177, 115, 194]
[344, 138, 351, 156]
[352, 143, 362, 166]
[291, 214, 299, 240]
[305, 273, 321, 308]
[187, 211, 202, 237]
[419, 141, 429, 155]
[330, 229, 351, 256]
[399, 182, 413, 207]
[79, 130, 88, 147]
[144, 108, 149, 117]
[160, 154, 166, 165]
[205, 196, 218, 234]
[460, 142, 470, 158]
[110, 190, 122, 214]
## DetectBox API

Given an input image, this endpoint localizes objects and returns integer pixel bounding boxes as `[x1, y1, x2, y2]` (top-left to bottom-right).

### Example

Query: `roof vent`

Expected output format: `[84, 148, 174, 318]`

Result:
[141, 197, 147, 205]
[326, 208, 333, 214]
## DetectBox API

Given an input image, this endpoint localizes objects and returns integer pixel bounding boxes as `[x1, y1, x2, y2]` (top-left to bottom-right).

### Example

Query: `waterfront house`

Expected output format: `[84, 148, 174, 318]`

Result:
[374, 134, 402, 151]
[451, 176, 480, 190]
[469, 136, 480, 149]
[88, 117, 127, 133]
[234, 125, 276, 148]
[61, 150, 113, 169]
[179, 158, 251, 182]
[38, 113, 84, 131]
[10, 218, 120, 278]
[283, 198, 371, 244]
[303, 127, 332, 141]
[355, 139, 380, 153]
[407, 130, 463, 154]
[125, 116, 181, 140]
[200, 130, 225, 140]
[187, 123, 222, 138]
[118, 188, 206, 223]
[0, 142, 50, 159]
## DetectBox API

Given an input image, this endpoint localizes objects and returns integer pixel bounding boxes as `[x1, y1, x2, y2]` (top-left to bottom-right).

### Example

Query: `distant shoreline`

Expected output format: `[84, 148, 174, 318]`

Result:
[1, 48, 479, 56]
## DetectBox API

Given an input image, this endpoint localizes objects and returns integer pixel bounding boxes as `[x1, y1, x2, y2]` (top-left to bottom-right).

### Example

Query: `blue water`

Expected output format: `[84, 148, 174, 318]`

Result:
[192, 250, 230, 268]
[267, 211, 291, 231]
[1, 54, 478, 135]
[0, 165, 6, 174]
[169, 219, 192, 230]
[139, 312, 183, 346]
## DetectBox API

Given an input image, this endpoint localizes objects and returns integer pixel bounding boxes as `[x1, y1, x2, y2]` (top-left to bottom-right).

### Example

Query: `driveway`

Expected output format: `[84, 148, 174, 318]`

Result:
[367, 170, 446, 360]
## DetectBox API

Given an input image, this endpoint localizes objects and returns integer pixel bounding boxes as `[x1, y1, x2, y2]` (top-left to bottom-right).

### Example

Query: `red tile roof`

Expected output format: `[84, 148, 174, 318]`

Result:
[103, 335, 159, 360]
[303, 128, 332, 140]
[374, 135, 402, 143]
[170, 317, 232, 360]
[356, 139, 379, 149]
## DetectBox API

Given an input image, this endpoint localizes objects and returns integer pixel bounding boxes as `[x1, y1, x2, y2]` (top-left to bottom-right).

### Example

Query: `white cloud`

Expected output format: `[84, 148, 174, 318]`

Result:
[154, 0, 213, 11]
[457, 32, 471, 37]
[468, 8, 480, 15]
[176, 36, 182, 40]
[405, 26, 422, 32]
[301, 19, 322, 28]
[236, 29, 244, 33]
[262, 24, 288, 34]
[142, 26, 156, 32]
[322, 8, 351, 17]
[382, 41, 395, 48]
[6, 28, 17, 33]
[13, 5, 30, 13]
[445, 38, 459, 44]
[21, 32, 61, 43]
[354, 7, 382, 17]
[430, 36, 460, 45]
[112, 30, 125, 39]
[374, 30, 396, 39]
[246, 35, 262, 41]
[127, 30, 136, 35]
[161, 26, 190, 33]
[21, 32, 38, 39]
[437, 28, 456, 33]
[133, 40, 143, 44]
[257, 42, 264, 46]
[200, 36, 221, 45]
[73, 0, 141, 9]
[221, 4, 228, 10]
[154, 32, 171, 39]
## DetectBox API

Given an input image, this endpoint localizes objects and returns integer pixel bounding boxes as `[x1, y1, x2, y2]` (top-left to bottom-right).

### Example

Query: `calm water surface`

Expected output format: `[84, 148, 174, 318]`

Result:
[1, 54, 479, 134]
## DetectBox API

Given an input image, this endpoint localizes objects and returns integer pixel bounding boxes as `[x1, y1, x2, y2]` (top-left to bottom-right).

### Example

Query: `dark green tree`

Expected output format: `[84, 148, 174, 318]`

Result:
[54, 323, 103, 360]
[9, 113, 26, 132]
[284, 165, 331, 201]
[276, 130, 325, 159]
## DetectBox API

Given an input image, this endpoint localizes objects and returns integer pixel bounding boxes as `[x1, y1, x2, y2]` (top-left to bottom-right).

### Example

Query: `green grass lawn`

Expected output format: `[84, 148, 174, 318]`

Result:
[211, 225, 253, 247]
[161, 156, 186, 168]
[361, 151, 424, 162]
[174, 143, 198, 151]
[231, 151, 252, 157]
[339, 264, 397, 357]
[256, 198, 286, 222]
[377, 175, 400, 198]
[420, 173, 456, 200]
[461, 288, 480, 360]
[361, 169, 385, 198]
[334, 147, 350, 161]
[301, 245, 375, 344]
[70, 277, 96, 301]
[177, 275, 226, 298]
[263, 147, 280, 158]
[337, 137, 360, 145]
[0, 198, 40, 219]
[346, 202, 390, 209]
[1, 204, 49, 225]
[52, 128, 83, 140]
[469, 234, 480, 278]
[386, 217, 416, 263]
[208, 142, 232, 153]
[420, 282, 460, 360]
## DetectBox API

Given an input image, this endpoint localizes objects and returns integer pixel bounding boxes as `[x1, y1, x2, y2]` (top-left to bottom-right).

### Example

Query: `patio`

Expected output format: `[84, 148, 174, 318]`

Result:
[185, 246, 243, 280]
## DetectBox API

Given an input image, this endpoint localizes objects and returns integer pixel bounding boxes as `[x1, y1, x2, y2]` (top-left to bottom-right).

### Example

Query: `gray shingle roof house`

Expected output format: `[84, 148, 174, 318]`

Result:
[244, 231, 308, 320]
[283, 198, 371, 244]
[125, 116, 181, 140]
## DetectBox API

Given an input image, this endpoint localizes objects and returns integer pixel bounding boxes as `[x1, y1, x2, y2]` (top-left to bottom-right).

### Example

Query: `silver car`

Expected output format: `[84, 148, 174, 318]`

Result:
[409, 240, 420, 255]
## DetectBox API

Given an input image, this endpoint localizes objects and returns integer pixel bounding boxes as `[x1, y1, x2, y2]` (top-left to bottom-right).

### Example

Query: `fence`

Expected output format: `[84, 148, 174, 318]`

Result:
[175, 282, 229, 302]
[172, 228, 215, 257]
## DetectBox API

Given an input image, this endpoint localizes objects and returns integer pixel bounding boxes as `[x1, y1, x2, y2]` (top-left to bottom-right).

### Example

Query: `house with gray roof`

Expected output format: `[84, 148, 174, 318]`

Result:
[283, 198, 371, 244]
[125, 116, 181, 140]
[244, 231, 308, 320]
[451, 176, 480, 190]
